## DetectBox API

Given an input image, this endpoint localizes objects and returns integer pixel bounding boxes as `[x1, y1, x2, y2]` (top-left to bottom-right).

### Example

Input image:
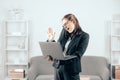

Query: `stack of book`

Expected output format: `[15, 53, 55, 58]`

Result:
[115, 66, 120, 79]
[8, 68, 25, 78]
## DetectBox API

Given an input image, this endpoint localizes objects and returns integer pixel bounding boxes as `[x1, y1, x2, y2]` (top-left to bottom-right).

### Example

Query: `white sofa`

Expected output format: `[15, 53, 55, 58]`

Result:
[28, 56, 110, 80]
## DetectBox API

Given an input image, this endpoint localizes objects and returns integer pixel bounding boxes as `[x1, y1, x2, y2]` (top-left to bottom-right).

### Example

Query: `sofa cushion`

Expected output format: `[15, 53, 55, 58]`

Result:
[81, 56, 109, 80]
[81, 56, 109, 75]
[30, 56, 54, 75]
[81, 75, 101, 80]
[35, 74, 101, 80]
[35, 75, 54, 80]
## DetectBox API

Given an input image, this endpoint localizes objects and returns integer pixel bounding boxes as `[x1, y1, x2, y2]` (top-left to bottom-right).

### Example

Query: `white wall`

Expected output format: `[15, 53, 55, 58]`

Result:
[0, 0, 120, 58]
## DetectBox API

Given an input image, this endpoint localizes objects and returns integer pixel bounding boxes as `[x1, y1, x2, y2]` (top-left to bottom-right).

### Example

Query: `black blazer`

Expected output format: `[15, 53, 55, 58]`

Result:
[57, 29, 89, 73]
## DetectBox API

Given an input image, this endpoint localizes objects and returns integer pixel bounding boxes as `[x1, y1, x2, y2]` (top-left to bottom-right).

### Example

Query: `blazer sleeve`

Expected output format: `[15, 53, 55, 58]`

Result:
[75, 33, 89, 58]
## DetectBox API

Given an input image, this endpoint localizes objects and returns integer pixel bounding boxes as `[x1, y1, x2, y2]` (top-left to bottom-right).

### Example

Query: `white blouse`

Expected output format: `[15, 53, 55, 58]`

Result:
[63, 37, 71, 56]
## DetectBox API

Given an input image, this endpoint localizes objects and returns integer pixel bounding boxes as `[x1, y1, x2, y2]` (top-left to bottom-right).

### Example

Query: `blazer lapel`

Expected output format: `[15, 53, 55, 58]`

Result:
[66, 32, 84, 55]
[66, 35, 79, 54]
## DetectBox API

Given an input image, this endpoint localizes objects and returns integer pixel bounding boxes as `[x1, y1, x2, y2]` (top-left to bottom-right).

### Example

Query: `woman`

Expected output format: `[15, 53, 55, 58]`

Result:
[47, 14, 89, 80]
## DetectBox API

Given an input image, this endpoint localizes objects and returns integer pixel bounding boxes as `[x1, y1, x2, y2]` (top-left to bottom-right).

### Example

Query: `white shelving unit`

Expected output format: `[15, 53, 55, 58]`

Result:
[110, 20, 120, 80]
[3, 20, 29, 80]
[0, 23, 3, 80]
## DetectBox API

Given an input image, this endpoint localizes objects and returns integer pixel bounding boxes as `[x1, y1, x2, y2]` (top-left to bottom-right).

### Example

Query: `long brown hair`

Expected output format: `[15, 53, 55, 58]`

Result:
[62, 14, 83, 38]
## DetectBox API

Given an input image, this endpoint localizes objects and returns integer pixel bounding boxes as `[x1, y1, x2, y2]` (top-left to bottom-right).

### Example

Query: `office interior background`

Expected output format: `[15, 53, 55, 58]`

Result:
[0, 0, 120, 79]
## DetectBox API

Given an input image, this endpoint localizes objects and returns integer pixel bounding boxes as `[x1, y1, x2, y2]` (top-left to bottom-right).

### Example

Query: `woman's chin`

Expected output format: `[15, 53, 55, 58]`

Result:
[68, 30, 73, 33]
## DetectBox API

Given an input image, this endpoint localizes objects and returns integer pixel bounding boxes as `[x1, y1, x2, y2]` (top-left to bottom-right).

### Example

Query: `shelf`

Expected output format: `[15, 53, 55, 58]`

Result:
[6, 77, 27, 80]
[6, 34, 27, 37]
[6, 63, 27, 66]
[111, 64, 120, 66]
[112, 79, 120, 80]
[111, 35, 120, 37]
[4, 46, 28, 51]
[5, 48, 28, 51]
[5, 20, 28, 22]
[111, 20, 120, 23]
[111, 50, 120, 52]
